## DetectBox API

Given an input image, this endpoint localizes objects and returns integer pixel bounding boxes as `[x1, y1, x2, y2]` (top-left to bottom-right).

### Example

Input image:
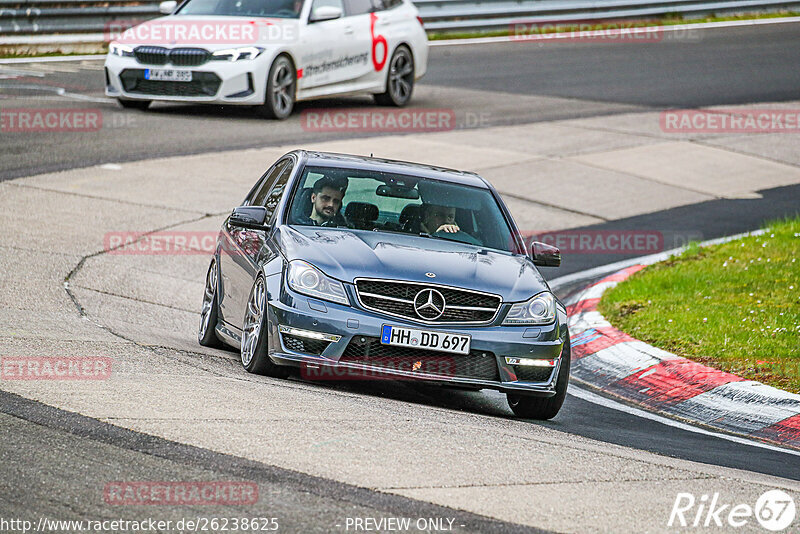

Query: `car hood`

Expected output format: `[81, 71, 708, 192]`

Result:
[116, 16, 300, 48]
[277, 226, 549, 302]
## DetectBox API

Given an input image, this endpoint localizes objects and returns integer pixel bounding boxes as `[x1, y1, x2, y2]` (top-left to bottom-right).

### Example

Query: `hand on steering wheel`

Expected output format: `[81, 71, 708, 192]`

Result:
[435, 224, 460, 234]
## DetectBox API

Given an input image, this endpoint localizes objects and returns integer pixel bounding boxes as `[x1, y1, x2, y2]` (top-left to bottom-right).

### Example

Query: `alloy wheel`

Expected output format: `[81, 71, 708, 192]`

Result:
[198, 260, 217, 342]
[241, 277, 266, 367]
[388, 48, 414, 104]
[271, 61, 294, 117]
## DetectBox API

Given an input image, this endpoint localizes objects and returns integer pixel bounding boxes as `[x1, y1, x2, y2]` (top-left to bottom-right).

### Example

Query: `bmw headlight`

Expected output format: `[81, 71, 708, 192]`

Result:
[287, 260, 349, 305]
[503, 292, 556, 325]
[211, 47, 265, 61]
[109, 42, 135, 58]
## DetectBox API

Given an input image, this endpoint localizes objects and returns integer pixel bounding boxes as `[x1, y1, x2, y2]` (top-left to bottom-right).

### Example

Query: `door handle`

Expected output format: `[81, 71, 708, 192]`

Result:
[344, 26, 354, 34]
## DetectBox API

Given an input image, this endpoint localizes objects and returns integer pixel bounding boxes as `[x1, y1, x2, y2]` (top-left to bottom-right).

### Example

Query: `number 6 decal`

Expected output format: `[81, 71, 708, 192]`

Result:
[370, 12, 387, 71]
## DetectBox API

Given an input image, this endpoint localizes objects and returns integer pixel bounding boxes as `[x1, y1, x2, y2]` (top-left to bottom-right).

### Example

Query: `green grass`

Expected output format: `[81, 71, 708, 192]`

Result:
[598, 217, 800, 393]
[0, 49, 106, 59]
[428, 11, 800, 40]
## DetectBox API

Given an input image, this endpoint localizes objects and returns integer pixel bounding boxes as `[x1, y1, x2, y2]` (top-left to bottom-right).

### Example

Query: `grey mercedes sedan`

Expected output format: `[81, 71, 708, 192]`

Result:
[198, 150, 570, 419]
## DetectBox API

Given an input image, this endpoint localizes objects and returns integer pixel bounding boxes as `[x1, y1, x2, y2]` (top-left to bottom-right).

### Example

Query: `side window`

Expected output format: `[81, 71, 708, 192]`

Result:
[250, 159, 290, 206]
[311, 0, 344, 15]
[369, 0, 401, 11]
[343, 0, 372, 15]
[263, 161, 294, 223]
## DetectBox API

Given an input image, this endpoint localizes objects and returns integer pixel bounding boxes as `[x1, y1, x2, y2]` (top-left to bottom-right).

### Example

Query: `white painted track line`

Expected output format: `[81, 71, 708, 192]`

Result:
[569, 384, 800, 457]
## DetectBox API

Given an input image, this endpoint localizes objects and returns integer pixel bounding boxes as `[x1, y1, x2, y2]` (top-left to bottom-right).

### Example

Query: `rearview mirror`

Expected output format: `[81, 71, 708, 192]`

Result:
[229, 206, 270, 231]
[159, 0, 177, 14]
[529, 241, 561, 267]
[310, 5, 342, 22]
[376, 184, 419, 199]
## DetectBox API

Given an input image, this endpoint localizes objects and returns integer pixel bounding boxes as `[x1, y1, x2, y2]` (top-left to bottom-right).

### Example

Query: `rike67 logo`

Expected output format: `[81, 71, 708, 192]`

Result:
[669, 490, 796, 531]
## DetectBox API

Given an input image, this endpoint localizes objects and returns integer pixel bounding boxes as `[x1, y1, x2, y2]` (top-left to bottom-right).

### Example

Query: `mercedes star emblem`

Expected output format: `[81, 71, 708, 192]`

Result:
[413, 288, 446, 320]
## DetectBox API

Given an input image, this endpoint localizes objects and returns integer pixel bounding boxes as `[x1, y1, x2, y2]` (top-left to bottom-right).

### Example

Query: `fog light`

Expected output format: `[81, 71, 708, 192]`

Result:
[278, 326, 341, 342]
[504, 357, 557, 367]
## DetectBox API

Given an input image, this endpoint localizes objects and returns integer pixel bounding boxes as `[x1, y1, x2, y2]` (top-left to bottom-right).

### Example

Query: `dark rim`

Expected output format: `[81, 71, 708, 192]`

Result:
[388, 48, 413, 103]
[271, 59, 294, 116]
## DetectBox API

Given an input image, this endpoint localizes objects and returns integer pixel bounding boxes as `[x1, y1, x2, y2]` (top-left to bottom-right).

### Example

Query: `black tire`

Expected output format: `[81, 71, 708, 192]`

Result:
[117, 98, 151, 110]
[259, 55, 296, 120]
[198, 258, 224, 348]
[507, 337, 571, 420]
[373, 45, 414, 107]
[240, 275, 290, 377]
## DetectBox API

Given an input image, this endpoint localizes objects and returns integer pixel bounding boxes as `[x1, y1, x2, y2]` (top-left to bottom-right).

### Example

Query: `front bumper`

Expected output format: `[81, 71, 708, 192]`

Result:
[266, 281, 567, 396]
[104, 53, 270, 104]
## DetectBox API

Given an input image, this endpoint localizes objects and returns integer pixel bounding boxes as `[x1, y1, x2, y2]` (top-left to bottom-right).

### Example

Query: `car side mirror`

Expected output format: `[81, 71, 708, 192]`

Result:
[229, 206, 270, 231]
[159, 0, 177, 14]
[310, 5, 342, 22]
[529, 241, 561, 267]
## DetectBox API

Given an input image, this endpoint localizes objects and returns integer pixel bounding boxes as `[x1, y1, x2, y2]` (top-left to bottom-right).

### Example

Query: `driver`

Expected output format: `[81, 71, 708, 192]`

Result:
[419, 203, 459, 234]
[305, 176, 348, 226]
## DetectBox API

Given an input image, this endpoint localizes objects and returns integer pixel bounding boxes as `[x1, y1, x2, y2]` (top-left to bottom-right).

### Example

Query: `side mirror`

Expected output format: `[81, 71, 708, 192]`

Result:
[229, 206, 270, 231]
[529, 241, 561, 267]
[159, 0, 177, 14]
[310, 5, 342, 22]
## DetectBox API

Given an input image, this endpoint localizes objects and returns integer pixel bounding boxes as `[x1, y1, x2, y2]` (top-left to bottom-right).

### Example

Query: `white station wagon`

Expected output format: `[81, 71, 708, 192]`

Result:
[104, 0, 428, 118]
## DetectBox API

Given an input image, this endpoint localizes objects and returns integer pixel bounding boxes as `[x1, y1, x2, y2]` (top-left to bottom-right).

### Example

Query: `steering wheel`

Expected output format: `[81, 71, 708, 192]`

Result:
[433, 229, 482, 246]
[272, 8, 298, 16]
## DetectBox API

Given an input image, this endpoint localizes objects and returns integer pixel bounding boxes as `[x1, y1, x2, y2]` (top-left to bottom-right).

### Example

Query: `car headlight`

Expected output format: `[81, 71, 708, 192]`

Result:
[211, 47, 265, 61]
[287, 260, 349, 305]
[503, 292, 556, 325]
[109, 42, 135, 58]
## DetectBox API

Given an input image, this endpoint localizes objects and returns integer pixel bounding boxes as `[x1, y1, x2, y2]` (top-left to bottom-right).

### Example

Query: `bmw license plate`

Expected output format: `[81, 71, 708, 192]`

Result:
[144, 69, 192, 82]
[380, 325, 471, 355]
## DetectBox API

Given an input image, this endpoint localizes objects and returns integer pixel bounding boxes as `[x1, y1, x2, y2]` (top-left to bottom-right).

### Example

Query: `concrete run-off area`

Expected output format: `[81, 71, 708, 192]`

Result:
[1, 102, 800, 532]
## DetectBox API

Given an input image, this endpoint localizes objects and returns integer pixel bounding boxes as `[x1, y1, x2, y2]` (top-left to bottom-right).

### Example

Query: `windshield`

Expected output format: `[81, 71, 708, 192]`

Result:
[177, 0, 303, 18]
[287, 166, 519, 253]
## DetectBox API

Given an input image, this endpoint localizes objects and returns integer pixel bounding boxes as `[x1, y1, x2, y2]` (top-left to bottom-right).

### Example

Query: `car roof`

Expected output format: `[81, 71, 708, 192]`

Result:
[294, 150, 490, 189]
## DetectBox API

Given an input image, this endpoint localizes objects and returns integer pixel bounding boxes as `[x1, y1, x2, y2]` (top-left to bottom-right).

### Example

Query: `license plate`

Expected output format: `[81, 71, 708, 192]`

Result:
[380, 325, 471, 355]
[144, 69, 192, 82]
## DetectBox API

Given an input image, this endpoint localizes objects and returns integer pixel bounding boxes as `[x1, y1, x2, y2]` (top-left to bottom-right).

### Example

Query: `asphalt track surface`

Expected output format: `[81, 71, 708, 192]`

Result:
[2, 23, 800, 181]
[2, 20, 800, 533]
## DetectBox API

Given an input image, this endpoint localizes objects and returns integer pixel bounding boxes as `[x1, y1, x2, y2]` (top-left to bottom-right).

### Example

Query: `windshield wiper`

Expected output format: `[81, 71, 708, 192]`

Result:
[418, 232, 468, 245]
